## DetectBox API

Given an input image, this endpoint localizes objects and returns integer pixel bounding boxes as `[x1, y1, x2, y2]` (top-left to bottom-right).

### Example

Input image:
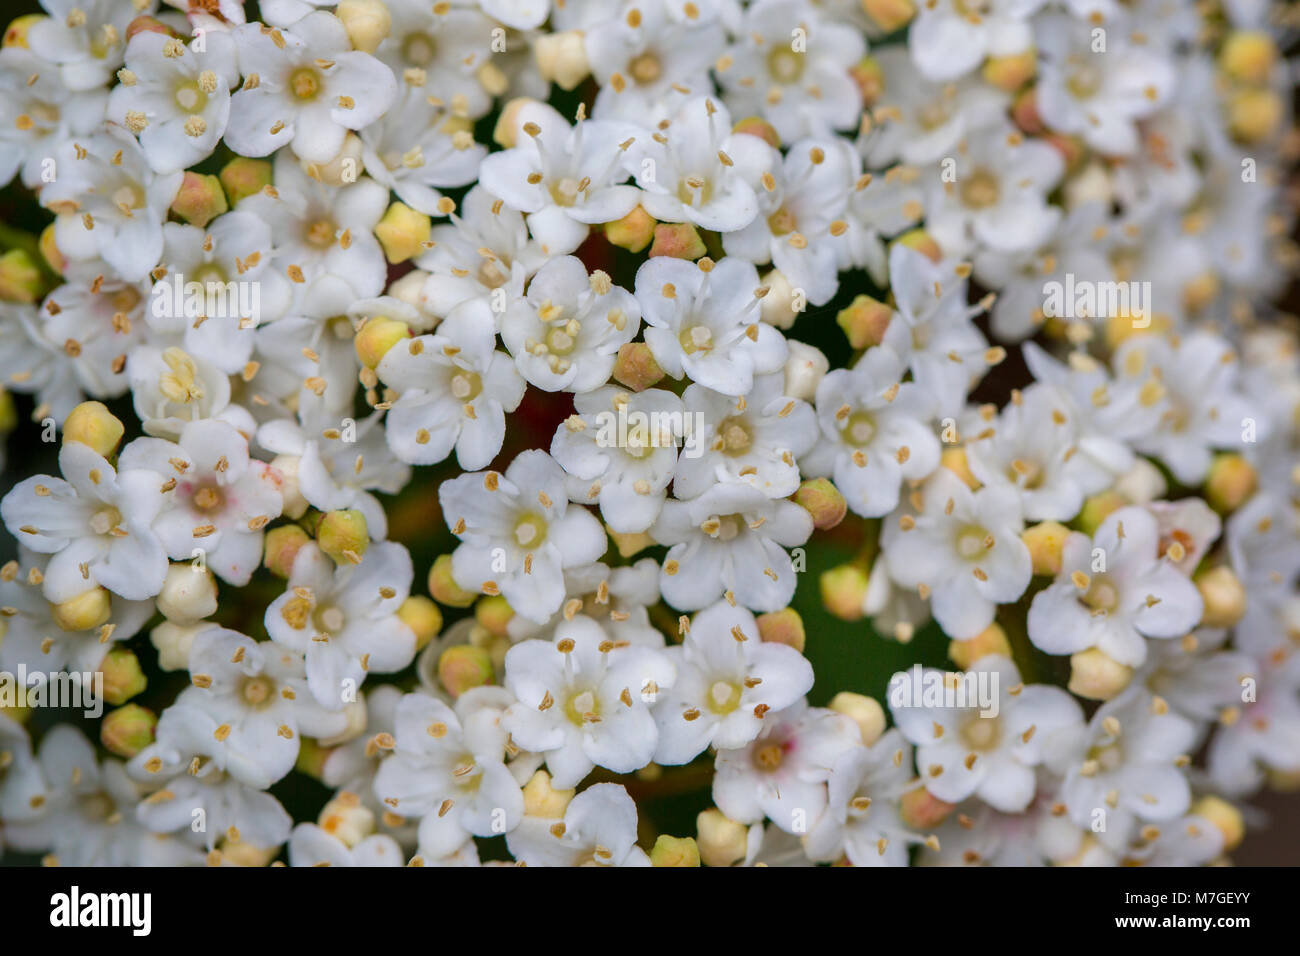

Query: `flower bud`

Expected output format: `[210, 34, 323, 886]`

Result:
[892, 228, 942, 263]
[429, 553, 476, 607]
[474, 595, 512, 638]
[607, 527, 655, 558]
[940, 446, 979, 489]
[1229, 87, 1283, 143]
[270, 454, 309, 520]
[63, 401, 124, 458]
[318, 793, 376, 847]
[948, 622, 1012, 670]
[39, 223, 65, 275]
[317, 509, 369, 565]
[170, 171, 228, 228]
[263, 524, 311, 579]
[1075, 490, 1125, 536]
[99, 647, 147, 705]
[295, 737, 330, 779]
[820, 563, 869, 621]
[982, 49, 1036, 91]
[318, 699, 367, 747]
[157, 562, 218, 624]
[125, 15, 177, 41]
[900, 788, 956, 829]
[861, 0, 916, 32]
[100, 704, 156, 758]
[829, 691, 885, 746]
[651, 835, 700, 867]
[836, 294, 893, 349]
[220, 842, 279, 867]
[1191, 795, 1244, 851]
[848, 56, 884, 107]
[731, 115, 781, 149]
[51, 586, 112, 632]
[1011, 87, 1045, 135]
[1219, 30, 1277, 86]
[493, 97, 537, 148]
[219, 157, 273, 205]
[649, 222, 707, 260]
[534, 29, 589, 90]
[696, 809, 749, 867]
[758, 269, 800, 330]
[1068, 647, 1133, 701]
[336, 0, 391, 53]
[150, 621, 203, 672]
[0, 248, 45, 303]
[604, 205, 657, 253]
[375, 201, 431, 264]
[523, 769, 574, 818]
[793, 477, 846, 530]
[1205, 454, 1257, 514]
[398, 595, 442, 651]
[782, 340, 828, 401]
[355, 316, 410, 368]
[3, 14, 43, 48]
[1022, 521, 1070, 576]
[611, 342, 665, 392]
[1195, 566, 1246, 628]
[756, 607, 805, 652]
[1114, 457, 1167, 504]
[437, 644, 494, 698]
[302, 131, 366, 187]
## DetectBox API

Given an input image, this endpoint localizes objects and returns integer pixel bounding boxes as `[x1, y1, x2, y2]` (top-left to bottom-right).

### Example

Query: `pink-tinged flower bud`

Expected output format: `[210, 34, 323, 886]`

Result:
[829, 692, 885, 746]
[1195, 566, 1246, 628]
[317, 509, 369, 566]
[1075, 490, 1125, 536]
[1191, 795, 1244, 851]
[355, 316, 410, 368]
[1011, 87, 1045, 134]
[336, 0, 391, 53]
[375, 201, 431, 264]
[603, 205, 657, 253]
[696, 809, 749, 867]
[125, 15, 178, 41]
[398, 596, 442, 652]
[820, 563, 869, 621]
[100, 704, 156, 758]
[1067, 647, 1133, 701]
[0, 248, 45, 303]
[1229, 87, 1283, 143]
[783, 341, 828, 401]
[649, 222, 707, 260]
[836, 294, 893, 349]
[99, 648, 147, 705]
[437, 644, 494, 698]
[51, 587, 113, 632]
[732, 116, 781, 150]
[900, 788, 956, 829]
[1021, 521, 1069, 576]
[948, 622, 1011, 670]
[171, 171, 228, 228]
[1205, 454, 1257, 514]
[263, 524, 311, 579]
[982, 49, 1036, 91]
[651, 835, 701, 867]
[63, 401, 124, 458]
[219, 157, 273, 205]
[534, 30, 590, 90]
[429, 554, 476, 607]
[157, 563, 218, 624]
[39, 223, 65, 275]
[892, 228, 942, 263]
[756, 607, 806, 652]
[861, 0, 916, 32]
[793, 477, 847, 530]
[474, 595, 513, 639]
[1042, 132, 1087, 173]
[3, 14, 43, 48]
[1219, 30, 1277, 85]
[611, 342, 665, 392]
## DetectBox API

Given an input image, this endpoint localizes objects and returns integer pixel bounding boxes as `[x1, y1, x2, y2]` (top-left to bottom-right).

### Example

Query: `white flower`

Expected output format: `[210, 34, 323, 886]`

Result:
[712, 700, 861, 834]
[835, 165, 926, 286]
[1206, 653, 1300, 797]
[438, 450, 608, 624]
[377, 298, 525, 468]
[2, 441, 168, 603]
[128, 345, 254, 440]
[480, 102, 643, 255]
[288, 823, 404, 866]
[502, 616, 676, 787]
[652, 600, 813, 765]
[891, 655, 1083, 811]
[550, 386, 682, 534]
[27, 0, 139, 91]
[374, 691, 525, 853]
[505, 559, 667, 648]
[36, 276, 150, 408]
[109, 30, 239, 174]
[881, 467, 1031, 640]
[651, 482, 813, 612]
[117, 419, 282, 586]
[265, 542, 416, 709]
[801, 345, 940, 518]
[0, 714, 49, 828]
[908, 0, 1043, 82]
[136, 768, 292, 855]
[501, 256, 641, 393]
[0, 47, 107, 189]
[505, 782, 651, 866]
[225, 13, 397, 163]
[635, 256, 788, 397]
[375, 2, 499, 120]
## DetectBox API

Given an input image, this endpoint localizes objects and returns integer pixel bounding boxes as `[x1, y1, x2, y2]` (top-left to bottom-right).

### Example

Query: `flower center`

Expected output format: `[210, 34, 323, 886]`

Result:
[192, 486, 222, 510]
[305, 218, 337, 248]
[315, 605, 345, 634]
[240, 675, 276, 708]
[717, 418, 752, 456]
[1066, 63, 1102, 100]
[1087, 742, 1124, 773]
[565, 689, 599, 726]
[450, 370, 483, 401]
[174, 81, 207, 113]
[547, 178, 582, 208]
[1081, 574, 1120, 613]
[960, 168, 1001, 209]
[159, 347, 203, 405]
[403, 33, 436, 67]
[513, 513, 548, 549]
[544, 322, 580, 356]
[843, 411, 876, 447]
[704, 513, 745, 542]
[112, 183, 145, 212]
[754, 742, 785, 771]
[707, 680, 742, 715]
[767, 206, 797, 236]
[289, 67, 322, 100]
[679, 324, 713, 355]
[89, 507, 123, 536]
[917, 100, 951, 130]
[477, 258, 508, 289]
[78, 791, 117, 821]
[629, 51, 662, 85]
[766, 47, 804, 85]
[955, 525, 990, 560]
[961, 715, 1001, 750]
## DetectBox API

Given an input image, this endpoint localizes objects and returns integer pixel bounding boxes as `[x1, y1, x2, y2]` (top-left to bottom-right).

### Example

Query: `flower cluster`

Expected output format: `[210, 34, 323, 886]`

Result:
[0, 0, 1295, 868]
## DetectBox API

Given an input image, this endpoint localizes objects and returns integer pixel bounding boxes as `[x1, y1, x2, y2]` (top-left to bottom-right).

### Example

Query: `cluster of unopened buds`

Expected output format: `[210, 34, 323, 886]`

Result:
[0, 0, 1296, 868]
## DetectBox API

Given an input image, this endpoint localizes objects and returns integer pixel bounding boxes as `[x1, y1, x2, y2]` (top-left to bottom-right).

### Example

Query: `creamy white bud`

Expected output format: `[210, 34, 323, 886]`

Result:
[271, 454, 309, 520]
[156, 562, 218, 624]
[150, 621, 207, 672]
[783, 340, 829, 401]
